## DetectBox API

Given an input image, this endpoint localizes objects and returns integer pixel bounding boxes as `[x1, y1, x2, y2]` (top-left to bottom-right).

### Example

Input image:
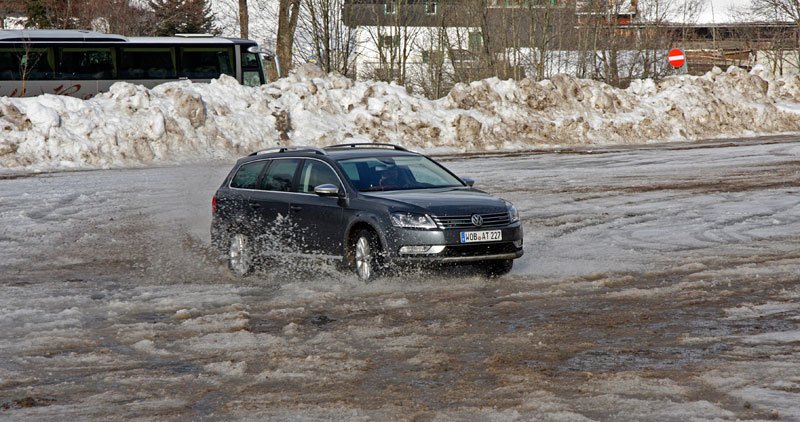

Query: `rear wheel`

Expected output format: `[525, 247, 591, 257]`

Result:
[484, 259, 513, 278]
[352, 229, 382, 282]
[228, 233, 254, 277]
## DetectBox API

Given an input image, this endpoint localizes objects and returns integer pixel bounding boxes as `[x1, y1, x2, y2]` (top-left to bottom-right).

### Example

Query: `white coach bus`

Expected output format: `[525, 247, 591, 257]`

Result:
[0, 29, 271, 98]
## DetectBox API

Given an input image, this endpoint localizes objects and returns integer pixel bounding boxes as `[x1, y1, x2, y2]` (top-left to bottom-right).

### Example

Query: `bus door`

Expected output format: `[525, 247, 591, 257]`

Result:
[239, 48, 265, 86]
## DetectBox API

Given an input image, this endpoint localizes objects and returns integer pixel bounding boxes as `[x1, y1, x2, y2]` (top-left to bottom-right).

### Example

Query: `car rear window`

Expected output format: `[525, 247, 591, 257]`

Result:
[230, 160, 268, 189]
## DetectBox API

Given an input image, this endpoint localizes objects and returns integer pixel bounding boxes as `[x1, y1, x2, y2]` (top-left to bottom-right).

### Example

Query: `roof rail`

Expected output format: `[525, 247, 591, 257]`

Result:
[325, 143, 409, 152]
[249, 146, 327, 156]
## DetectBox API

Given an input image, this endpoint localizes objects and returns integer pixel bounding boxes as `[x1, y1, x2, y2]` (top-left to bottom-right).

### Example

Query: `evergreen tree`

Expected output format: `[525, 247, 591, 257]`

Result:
[148, 0, 217, 36]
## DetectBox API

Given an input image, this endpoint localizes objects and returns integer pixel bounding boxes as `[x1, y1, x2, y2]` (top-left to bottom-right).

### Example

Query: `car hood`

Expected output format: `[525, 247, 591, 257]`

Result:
[361, 187, 508, 216]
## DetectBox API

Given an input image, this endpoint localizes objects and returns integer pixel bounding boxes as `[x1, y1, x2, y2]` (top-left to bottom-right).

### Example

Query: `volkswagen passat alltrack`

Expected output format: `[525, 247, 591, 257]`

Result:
[211, 143, 523, 281]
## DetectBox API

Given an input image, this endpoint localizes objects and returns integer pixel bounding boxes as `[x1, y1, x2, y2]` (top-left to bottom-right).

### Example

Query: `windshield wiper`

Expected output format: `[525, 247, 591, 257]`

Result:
[361, 185, 460, 192]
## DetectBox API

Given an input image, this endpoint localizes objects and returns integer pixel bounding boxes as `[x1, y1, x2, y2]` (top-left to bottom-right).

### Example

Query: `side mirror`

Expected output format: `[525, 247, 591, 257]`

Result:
[314, 184, 340, 197]
[462, 177, 475, 187]
[248, 46, 275, 60]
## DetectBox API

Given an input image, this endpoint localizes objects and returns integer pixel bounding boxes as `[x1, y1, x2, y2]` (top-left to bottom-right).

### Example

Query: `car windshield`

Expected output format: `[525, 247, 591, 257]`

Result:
[337, 155, 464, 192]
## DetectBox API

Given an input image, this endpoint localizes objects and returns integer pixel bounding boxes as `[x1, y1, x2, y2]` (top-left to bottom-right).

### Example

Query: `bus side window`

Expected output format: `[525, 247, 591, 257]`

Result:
[0, 51, 14, 80]
[180, 47, 234, 80]
[241, 51, 264, 87]
[58, 48, 114, 80]
[0, 48, 55, 80]
[120, 47, 176, 79]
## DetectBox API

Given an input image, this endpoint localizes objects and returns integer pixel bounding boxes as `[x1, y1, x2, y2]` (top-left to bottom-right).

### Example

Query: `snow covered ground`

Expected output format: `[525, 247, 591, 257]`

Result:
[1, 136, 798, 419]
[2, 65, 800, 173]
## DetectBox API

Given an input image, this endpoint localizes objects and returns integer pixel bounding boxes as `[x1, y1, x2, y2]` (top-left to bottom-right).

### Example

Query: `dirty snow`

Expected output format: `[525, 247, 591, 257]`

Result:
[2, 65, 800, 173]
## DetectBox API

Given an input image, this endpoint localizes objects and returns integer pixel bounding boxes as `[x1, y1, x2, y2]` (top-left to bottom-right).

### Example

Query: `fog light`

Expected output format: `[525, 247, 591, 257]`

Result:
[399, 245, 446, 255]
[513, 239, 523, 248]
[400, 245, 431, 254]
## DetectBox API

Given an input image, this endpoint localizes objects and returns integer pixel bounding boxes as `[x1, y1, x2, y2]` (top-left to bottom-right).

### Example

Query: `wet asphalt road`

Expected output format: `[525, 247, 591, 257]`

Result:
[1, 135, 799, 420]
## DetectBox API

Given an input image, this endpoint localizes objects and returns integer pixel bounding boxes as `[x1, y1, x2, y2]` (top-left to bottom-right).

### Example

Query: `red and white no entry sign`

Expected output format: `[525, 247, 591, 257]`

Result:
[668, 48, 686, 68]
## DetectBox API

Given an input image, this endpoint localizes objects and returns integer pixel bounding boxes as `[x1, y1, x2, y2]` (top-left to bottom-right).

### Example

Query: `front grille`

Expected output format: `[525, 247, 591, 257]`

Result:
[431, 212, 511, 229]
[442, 242, 518, 257]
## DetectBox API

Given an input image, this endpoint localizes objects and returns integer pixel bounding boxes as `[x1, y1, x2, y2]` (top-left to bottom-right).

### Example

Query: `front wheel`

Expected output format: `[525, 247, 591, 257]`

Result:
[484, 259, 513, 278]
[351, 229, 382, 282]
[228, 233, 254, 277]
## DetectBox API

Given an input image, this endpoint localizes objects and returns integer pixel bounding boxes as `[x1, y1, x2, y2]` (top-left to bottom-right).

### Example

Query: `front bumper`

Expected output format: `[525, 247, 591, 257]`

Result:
[383, 223, 524, 263]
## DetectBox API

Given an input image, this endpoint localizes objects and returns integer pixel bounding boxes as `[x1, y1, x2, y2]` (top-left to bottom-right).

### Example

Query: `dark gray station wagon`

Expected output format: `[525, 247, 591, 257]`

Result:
[211, 143, 523, 281]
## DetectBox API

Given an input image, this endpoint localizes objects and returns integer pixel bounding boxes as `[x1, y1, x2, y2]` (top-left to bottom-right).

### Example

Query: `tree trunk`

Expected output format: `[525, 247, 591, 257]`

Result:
[277, 0, 302, 77]
[238, 0, 249, 38]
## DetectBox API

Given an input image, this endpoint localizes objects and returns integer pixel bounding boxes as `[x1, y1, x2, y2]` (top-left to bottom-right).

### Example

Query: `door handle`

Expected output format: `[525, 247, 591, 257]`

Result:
[290, 205, 302, 212]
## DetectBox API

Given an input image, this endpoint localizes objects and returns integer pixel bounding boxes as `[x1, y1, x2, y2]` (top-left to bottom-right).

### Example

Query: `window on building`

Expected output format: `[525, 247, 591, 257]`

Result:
[421, 50, 443, 64]
[450, 48, 476, 63]
[379, 35, 401, 49]
[377, 67, 401, 80]
[425, 0, 437, 14]
[384, 0, 396, 15]
[468, 32, 483, 50]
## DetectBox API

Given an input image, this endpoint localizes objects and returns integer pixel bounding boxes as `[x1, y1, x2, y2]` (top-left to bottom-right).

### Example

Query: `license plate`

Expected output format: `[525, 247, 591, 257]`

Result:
[460, 230, 502, 243]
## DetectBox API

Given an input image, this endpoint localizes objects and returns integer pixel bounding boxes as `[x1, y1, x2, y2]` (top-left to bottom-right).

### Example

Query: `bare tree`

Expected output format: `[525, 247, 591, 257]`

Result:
[22, 0, 156, 35]
[748, 0, 800, 22]
[17, 41, 41, 96]
[357, 0, 423, 84]
[239, 0, 249, 38]
[739, 0, 800, 74]
[297, 0, 360, 76]
[525, 0, 576, 81]
[277, 0, 302, 76]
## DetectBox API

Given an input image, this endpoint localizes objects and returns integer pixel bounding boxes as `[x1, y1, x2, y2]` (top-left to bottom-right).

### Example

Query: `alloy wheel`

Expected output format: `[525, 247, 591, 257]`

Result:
[355, 236, 373, 281]
[229, 233, 251, 276]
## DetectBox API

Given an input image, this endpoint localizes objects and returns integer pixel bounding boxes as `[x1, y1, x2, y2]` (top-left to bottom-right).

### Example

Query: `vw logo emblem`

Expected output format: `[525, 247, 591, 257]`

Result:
[471, 214, 483, 227]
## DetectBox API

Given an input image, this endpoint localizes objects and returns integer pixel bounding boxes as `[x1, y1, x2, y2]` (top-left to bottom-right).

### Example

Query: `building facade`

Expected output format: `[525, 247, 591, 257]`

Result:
[343, 0, 799, 95]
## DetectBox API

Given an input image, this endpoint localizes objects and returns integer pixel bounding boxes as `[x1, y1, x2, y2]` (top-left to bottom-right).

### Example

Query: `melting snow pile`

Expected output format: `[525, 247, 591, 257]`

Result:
[1, 64, 800, 172]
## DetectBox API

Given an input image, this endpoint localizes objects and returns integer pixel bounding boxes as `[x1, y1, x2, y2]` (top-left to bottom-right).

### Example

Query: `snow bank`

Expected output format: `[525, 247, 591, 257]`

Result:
[2, 64, 800, 172]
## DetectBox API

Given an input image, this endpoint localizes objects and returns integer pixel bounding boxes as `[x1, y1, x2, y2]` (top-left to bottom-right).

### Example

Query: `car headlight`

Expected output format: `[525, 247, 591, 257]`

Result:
[390, 212, 437, 229]
[505, 201, 519, 223]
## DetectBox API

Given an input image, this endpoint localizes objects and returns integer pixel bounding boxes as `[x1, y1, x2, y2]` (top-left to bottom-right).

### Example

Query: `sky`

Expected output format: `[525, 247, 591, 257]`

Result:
[696, 0, 746, 23]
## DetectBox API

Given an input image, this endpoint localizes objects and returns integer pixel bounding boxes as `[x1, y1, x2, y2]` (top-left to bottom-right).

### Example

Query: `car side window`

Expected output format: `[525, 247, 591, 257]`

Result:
[298, 160, 341, 193]
[260, 159, 300, 192]
[230, 160, 268, 189]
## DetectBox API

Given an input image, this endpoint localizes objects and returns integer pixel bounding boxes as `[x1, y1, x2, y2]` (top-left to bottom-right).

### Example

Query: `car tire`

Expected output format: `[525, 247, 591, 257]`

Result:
[228, 233, 254, 277]
[484, 259, 513, 278]
[352, 229, 382, 282]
